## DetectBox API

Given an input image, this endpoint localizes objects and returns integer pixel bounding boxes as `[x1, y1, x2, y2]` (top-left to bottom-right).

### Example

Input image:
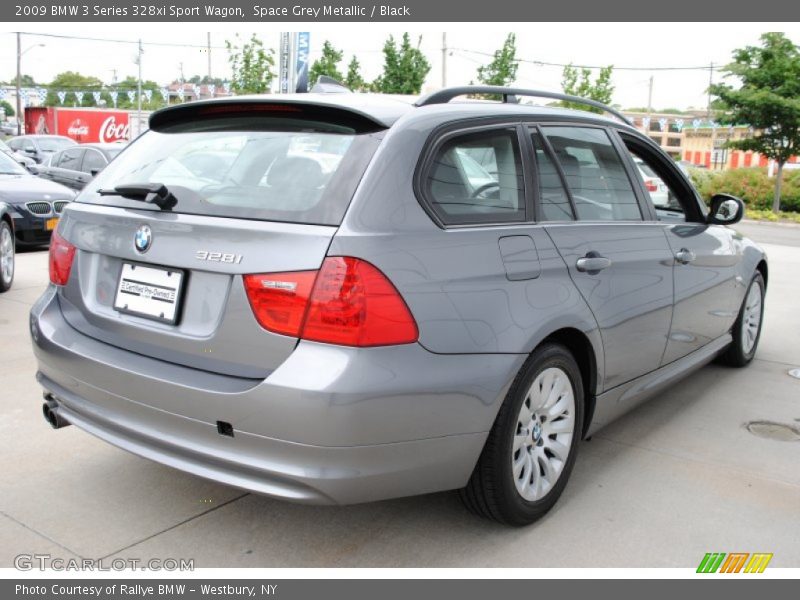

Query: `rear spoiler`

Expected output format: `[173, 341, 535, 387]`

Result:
[149, 98, 392, 134]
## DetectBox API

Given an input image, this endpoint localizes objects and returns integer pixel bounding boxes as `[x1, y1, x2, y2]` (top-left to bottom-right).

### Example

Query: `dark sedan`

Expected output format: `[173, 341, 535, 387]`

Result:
[35, 143, 124, 191]
[0, 152, 75, 247]
[6, 135, 76, 165]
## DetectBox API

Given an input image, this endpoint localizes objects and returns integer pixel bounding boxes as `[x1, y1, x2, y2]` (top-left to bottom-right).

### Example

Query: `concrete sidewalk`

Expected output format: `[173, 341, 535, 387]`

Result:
[1, 234, 798, 568]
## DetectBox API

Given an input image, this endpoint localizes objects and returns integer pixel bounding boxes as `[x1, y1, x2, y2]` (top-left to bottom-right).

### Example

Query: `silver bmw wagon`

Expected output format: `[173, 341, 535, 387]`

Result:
[31, 86, 767, 525]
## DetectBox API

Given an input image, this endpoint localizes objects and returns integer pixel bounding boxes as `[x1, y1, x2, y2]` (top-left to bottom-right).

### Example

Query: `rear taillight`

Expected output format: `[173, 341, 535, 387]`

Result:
[48, 230, 76, 286]
[243, 271, 317, 337]
[243, 257, 418, 347]
[644, 179, 658, 192]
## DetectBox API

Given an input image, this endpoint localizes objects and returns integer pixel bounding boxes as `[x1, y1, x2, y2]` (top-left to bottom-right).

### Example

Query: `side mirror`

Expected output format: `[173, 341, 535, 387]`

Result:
[707, 193, 744, 225]
[26, 164, 39, 175]
[90, 168, 100, 176]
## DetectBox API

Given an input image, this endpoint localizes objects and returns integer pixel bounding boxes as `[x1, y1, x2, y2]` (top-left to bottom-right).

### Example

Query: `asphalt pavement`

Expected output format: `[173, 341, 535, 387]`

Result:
[1, 222, 798, 568]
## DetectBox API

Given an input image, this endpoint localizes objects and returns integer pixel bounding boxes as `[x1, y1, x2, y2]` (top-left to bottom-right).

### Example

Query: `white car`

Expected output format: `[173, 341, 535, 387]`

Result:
[634, 157, 669, 208]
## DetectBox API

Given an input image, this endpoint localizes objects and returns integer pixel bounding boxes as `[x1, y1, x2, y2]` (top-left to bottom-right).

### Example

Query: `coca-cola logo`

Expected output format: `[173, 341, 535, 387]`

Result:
[99, 116, 130, 143]
[67, 119, 89, 137]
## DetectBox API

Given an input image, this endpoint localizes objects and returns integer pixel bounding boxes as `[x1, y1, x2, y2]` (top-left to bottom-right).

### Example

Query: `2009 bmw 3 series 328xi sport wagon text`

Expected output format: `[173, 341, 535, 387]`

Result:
[30, 85, 767, 525]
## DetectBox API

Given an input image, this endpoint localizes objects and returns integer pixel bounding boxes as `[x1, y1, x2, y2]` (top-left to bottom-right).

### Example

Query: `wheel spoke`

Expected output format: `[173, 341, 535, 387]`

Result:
[546, 439, 571, 463]
[539, 454, 556, 485]
[544, 417, 573, 435]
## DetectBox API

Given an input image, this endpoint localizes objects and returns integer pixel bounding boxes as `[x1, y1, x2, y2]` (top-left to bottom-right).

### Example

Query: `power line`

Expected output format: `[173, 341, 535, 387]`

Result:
[451, 48, 727, 71]
[8, 31, 232, 50]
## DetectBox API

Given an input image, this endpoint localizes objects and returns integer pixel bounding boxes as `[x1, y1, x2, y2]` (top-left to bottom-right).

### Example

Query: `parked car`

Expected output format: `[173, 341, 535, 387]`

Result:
[633, 156, 669, 208]
[35, 143, 125, 191]
[31, 86, 767, 525]
[0, 200, 14, 292]
[6, 135, 76, 165]
[1, 120, 19, 136]
[0, 139, 36, 170]
[0, 151, 76, 247]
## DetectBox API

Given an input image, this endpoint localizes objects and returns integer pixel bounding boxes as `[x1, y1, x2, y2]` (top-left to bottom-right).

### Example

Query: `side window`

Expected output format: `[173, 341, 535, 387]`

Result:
[424, 127, 524, 225]
[530, 130, 574, 221]
[49, 151, 63, 167]
[541, 126, 642, 221]
[81, 149, 107, 174]
[7, 139, 20, 151]
[22, 140, 36, 152]
[620, 138, 703, 223]
[58, 148, 83, 171]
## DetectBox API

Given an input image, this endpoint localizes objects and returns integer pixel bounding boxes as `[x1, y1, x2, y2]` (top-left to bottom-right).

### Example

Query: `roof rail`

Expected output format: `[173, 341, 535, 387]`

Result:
[415, 86, 632, 125]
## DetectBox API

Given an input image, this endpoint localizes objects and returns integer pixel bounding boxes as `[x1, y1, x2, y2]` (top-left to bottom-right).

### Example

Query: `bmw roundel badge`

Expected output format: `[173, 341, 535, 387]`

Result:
[134, 225, 152, 253]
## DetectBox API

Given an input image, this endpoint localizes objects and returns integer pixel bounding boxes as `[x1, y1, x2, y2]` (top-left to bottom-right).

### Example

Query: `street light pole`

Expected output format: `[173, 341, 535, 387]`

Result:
[136, 39, 143, 135]
[16, 33, 21, 135]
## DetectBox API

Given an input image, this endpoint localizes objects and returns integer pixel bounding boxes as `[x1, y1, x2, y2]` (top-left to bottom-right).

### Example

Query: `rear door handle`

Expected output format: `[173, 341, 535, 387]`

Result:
[576, 253, 612, 274]
[675, 248, 696, 264]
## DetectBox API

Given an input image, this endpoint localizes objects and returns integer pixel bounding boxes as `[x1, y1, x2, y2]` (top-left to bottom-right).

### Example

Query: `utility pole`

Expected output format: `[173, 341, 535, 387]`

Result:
[15, 32, 22, 135]
[441, 32, 447, 88]
[207, 32, 212, 82]
[136, 39, 143, 134]
[646, 75, 653, 129]
[707, 62, 717, 169]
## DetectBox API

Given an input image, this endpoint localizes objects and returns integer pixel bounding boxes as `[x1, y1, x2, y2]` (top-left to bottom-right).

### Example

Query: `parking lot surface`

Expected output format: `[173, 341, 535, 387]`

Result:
[1, 222, 798, 568]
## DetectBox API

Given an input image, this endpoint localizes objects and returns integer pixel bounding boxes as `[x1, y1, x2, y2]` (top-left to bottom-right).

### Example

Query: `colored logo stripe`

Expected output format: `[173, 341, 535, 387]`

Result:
[744, 553, 773, 573]
[697, 552, 773, 573]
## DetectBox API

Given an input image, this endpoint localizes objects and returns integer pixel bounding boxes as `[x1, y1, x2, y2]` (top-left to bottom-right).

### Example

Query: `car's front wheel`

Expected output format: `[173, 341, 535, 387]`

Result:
[0, 221, 14, 293]
[721, 271, 765, 367]
[460, 343, 584, 525]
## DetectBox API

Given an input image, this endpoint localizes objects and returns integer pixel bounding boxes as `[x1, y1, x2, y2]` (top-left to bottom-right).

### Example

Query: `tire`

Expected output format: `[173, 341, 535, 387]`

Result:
[0, 221, 14, 293]
[720, 272, 765, 367]
[460, 343, 584, 526]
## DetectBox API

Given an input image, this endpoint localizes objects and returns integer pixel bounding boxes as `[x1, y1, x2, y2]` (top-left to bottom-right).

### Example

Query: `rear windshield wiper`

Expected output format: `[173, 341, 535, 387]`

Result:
[97, 183, 178, 210]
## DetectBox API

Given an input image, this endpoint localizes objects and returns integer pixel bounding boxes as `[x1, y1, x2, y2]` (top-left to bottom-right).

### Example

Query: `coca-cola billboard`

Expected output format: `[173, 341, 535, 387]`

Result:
[24, 107, 131, 143]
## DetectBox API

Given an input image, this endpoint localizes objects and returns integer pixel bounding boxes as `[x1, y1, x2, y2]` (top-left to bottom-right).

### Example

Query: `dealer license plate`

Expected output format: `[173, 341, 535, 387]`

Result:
[113, 263, 184, 324]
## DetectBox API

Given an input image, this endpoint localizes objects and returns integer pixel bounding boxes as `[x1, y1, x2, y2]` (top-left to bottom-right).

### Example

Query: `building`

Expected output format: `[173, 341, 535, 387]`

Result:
[624, 109, 800, 171]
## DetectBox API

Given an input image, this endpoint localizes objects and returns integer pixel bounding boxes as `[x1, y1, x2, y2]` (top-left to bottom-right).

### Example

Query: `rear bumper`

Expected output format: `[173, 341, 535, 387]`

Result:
[30, 287, 523, 505]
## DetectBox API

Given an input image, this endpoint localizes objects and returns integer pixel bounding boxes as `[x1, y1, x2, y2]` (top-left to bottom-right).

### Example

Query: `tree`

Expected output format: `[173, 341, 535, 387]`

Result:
[110, 76, 161, 109]
[45, 71, 103, 107]
[476, 33, 518, 87]
[372, 33, 431, 94]
[0, 100, 14, 118]
[309, 41, 345, 85]
[560, 64, 614, 113]
[345, 57, 367, 92]
[710, 32, 800, 213]
[225, 34, 276, 94]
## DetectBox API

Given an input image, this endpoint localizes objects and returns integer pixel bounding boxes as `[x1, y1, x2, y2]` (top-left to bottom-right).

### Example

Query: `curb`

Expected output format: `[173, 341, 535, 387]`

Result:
[741, 219, 800, 229]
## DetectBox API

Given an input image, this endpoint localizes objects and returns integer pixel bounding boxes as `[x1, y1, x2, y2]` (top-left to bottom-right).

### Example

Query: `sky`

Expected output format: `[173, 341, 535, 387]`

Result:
[1, 23, 798, 110]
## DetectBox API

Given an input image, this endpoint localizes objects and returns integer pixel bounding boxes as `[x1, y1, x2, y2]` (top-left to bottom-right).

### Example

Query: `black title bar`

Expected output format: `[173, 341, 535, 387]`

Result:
[5, 0, 800, 22]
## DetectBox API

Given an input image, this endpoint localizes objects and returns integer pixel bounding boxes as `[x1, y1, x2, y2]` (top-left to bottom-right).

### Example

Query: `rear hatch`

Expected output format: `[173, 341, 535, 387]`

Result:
[57, 100, 385, 379]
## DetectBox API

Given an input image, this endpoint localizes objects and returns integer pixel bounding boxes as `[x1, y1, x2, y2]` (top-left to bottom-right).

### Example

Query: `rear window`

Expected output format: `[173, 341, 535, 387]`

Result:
[79, 117, 382, 226]
[38, 137, 75, 152]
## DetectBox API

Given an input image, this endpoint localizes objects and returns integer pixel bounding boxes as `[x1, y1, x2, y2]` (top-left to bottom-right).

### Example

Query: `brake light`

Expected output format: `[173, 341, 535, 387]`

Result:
[48, 230, 76, 286]
[644, 179, 658, 192]
[243, 271, 317, 337]
[243, 257, 418, 347]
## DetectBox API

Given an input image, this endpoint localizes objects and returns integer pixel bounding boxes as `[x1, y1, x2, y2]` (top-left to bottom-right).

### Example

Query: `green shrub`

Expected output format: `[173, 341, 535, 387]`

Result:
[689, 167, 800, 212]
[746, 208, 800, 223]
